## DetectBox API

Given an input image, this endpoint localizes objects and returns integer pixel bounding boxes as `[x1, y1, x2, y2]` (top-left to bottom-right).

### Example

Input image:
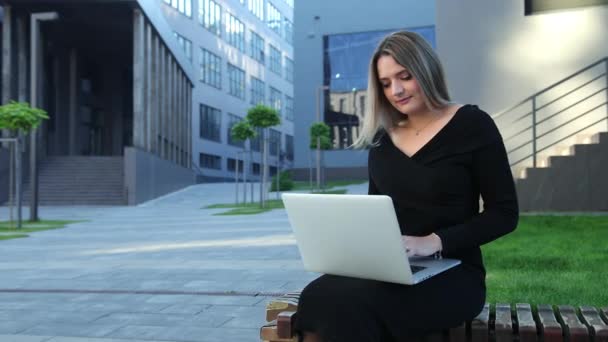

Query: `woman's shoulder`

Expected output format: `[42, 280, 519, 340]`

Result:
[450, 104, 502, 146]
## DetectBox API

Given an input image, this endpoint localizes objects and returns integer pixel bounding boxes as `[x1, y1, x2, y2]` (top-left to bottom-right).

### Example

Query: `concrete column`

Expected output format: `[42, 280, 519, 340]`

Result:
[150, 33, 158, 156]
[162, 49, 169, 159]
[144, 21, 152, 152]
[16, 15, 27, 102]
[168, 58, 174, 162]
[2, 5, 13, 105]
[132, 9, 145, 149]
[179, 72, 184, 166]
[186, 81, 191, 168]
[158, 44, 164, 158]
[68, 48, 77, 155]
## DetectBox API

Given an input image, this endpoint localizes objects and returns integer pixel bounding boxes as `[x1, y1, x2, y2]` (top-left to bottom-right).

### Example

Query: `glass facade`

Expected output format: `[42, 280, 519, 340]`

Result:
[200, 104, 222, 142]
[200, 48, 222, 89]
[267, 2, 281, 35]
[248, 0, 264, 20]
[164, 0, 192, 17]
[173, 32, 192, 62]
[200, 0, 222, 36]
[250, 76, 265, 105]
[269, 86, 282, 116]
[200, 152, 222, 169]
[285, 95, 294, 121]
[269, 44, 282, 75]
[225, 13, 245, 52]
[323, 26, 436, 149]
[227, 113, 245, 147]
[228, 63, 246, 99]
[249, 30, 265, 64]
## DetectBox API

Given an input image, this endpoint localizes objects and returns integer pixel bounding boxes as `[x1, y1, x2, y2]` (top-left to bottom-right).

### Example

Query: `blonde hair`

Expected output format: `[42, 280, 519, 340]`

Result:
[352, 30, 451, 148]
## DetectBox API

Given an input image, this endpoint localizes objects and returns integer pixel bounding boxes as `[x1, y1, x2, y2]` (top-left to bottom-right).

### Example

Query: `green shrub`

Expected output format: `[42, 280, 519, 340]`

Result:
[271, 170, 294, 191]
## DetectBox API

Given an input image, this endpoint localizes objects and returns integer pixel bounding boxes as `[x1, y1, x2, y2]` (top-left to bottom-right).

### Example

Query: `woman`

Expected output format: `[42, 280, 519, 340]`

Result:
[295, 31, 519, 342]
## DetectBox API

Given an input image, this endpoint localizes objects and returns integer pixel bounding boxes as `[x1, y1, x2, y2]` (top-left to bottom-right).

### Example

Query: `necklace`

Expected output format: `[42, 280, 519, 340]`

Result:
[399, 114, 442, 136]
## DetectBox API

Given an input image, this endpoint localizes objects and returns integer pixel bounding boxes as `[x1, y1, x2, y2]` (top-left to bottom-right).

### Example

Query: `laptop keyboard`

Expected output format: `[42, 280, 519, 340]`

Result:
[410, 265, 426, 274]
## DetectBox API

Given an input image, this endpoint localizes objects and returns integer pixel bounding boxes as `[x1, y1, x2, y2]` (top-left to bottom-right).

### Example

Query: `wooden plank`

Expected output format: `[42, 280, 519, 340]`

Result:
[579, 306, 608, 342]
[260, 319, 296, 342]
[266, 296, 299, 322]
[495, 303, 513, 342]
[516, 303, 537, 342]
[448, 323, 466, 342]
[535, 305, 563, 342]
[556, 305, 589, 342]
[277, 311, 297, 339]
[471, 303, 490, 342]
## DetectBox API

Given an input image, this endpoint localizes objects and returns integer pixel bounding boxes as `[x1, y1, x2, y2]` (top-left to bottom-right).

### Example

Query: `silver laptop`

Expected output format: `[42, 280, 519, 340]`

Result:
[282, 193, 461, 285]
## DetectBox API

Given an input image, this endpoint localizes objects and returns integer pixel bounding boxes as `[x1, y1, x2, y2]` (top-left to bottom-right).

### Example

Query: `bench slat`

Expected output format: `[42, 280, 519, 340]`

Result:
[495, 303, 513, 342]
[471, 303, 490, 342]
[449, 323, 466, 342]
[557, 305, 589, 342]
[602, 308, 608, 324]
[536, 304, 563, 342]
[579, 306, 608, 342]
[277, 311, 297, 339]
[260, 319, 296, 342]
[516, 303, 537, 342]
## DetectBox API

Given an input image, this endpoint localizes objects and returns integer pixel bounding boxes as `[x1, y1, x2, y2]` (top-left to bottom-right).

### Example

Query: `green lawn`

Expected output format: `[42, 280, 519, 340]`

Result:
[0, 220, 84, 240]
[205, 189, 348, 215]
[292, 179, 366, 191]
[483, 215, 608, 306]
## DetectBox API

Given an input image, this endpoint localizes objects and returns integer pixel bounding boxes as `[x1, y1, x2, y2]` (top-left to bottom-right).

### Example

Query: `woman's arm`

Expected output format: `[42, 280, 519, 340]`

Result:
[434, 139, 519, 254]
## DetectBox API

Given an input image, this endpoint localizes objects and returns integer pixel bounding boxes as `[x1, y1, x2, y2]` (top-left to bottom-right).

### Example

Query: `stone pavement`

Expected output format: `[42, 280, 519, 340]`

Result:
[0, 182, 368, 342]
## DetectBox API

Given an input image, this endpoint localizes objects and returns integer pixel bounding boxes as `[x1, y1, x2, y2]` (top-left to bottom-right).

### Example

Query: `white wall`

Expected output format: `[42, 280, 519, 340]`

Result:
[436, 0, 608, 114]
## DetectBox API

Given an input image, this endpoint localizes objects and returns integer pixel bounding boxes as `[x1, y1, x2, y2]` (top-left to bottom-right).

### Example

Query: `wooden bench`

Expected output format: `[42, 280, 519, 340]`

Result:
[260, 293, 608, 342]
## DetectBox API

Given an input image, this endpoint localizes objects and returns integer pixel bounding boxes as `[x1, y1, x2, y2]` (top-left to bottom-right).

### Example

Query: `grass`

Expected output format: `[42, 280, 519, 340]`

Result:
[483, 215, 608, 306]
[292, 179, 366, 191]
[205, 189, 348, 215]
[0, 220, 84, 241]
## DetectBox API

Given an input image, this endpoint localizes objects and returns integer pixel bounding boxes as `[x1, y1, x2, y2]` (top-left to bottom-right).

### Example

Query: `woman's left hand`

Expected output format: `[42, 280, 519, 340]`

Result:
[402, 233, 442, 257]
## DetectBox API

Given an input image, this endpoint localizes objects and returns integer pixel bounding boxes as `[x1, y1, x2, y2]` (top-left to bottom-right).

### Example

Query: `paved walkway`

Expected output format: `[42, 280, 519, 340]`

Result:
[0, 183, 367, 342]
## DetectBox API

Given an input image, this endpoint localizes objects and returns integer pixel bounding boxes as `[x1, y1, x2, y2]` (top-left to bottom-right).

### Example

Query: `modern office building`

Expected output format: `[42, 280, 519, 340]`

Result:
[159, 0, 294, 182]
[293, 0, 608, 210]
[0, 0, 195, 205]
[292, 0, 436, 180]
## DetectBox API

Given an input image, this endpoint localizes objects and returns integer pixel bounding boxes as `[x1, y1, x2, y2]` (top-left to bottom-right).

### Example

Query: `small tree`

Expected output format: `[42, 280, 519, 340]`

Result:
[246, 105, 280, 208]
[0, 101, 48, 228]
[310, 122, 331, 191]
[230, 120, 257, 204]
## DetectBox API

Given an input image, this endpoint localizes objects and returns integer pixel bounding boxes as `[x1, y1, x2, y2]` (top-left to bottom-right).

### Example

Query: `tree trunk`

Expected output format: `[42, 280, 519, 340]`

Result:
[316, 137, 321, 192]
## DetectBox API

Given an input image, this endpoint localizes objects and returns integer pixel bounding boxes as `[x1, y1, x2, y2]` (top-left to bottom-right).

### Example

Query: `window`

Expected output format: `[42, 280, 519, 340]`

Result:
[164, 0, 192, 17]
[225, 13, 245, 52]
[269, 45, 282, 76]
[200, 153, 221, 170]
[250, 77, 265, 105]
[285, 134, 294, 161]
[249, 30, 265, 64]
[228, 63, 246, 100]
[285, 95, 294, 121]
[250, 127, 263, 152]
[227, 158, 245, 172]
[248, 0, 264, 20]
[200, 104, 222, 142]
[285, 57, 294, 83]
[252, 162, 261, 175]
[199, 0, 222, 36]
[200, 48, 222, 89]
[269, 129, 281, 156]
[227, 113, 245, 147]
[269, 86, 282, 116]
[173, 32, 192, 62]
[284, 18, 293, 45]
[284, 0, 294, 8]
[267, 2, 282, 35]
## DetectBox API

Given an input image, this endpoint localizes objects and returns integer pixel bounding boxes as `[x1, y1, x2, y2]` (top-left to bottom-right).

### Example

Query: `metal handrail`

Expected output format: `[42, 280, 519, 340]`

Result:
[493, 57, 608, 119]
[493, 57, 608, 170]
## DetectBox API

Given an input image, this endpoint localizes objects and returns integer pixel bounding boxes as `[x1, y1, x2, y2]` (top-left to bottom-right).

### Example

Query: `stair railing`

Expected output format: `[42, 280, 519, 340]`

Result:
[492, 57, 608, 171]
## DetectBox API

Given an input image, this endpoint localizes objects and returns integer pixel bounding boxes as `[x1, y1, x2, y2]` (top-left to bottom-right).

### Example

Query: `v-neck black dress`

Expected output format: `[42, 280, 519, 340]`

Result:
[294, 105, 519, 342]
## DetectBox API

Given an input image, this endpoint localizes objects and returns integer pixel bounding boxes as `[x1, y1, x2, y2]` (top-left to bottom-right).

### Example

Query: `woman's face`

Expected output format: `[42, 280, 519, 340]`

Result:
[377, 54, 426, 116]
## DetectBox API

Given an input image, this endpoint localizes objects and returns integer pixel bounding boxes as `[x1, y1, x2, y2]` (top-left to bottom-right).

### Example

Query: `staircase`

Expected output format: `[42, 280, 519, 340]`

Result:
[21, 156, 126, 205]
[493, 57, 608, 212]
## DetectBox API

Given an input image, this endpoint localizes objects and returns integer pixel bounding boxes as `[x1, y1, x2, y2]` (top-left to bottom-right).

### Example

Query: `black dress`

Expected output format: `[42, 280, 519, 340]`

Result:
[294, 105, 519, 342]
